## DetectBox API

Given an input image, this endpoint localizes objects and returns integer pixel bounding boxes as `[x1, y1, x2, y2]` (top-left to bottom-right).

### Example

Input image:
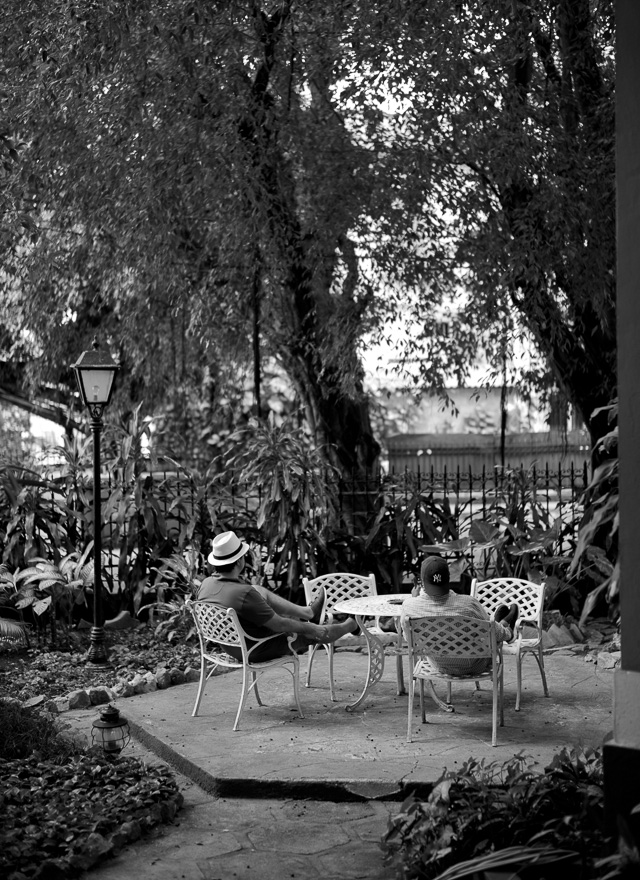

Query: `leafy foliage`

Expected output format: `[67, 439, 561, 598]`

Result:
[0, 698, 81, 762]
[1, 746, 183, 879]
[225, 416, 340, 598]
[0, 465, 73, 570]
[568, 403, 619, 624]
[382, 747, 637, 880]
[13, 549, 94, 648]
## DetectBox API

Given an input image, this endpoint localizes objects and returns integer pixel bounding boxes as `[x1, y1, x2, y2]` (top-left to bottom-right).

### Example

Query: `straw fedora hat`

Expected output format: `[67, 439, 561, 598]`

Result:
[207, 531, 250, 567]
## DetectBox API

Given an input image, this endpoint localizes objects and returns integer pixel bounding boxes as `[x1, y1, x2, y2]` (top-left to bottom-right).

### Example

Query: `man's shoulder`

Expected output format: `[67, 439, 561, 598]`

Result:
[198, 575, 253, 602]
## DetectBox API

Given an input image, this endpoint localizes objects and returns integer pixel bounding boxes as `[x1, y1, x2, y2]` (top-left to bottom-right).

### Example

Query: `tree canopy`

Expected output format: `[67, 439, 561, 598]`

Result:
[0, 0, 616, 467]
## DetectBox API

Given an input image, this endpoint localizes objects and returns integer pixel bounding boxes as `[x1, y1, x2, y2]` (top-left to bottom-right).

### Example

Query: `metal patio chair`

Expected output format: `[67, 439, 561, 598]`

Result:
[186, 599, 304, 730]
[302, 572, 378, 701]
[402, 614, 504, 746]
[471, 577, 549, 711]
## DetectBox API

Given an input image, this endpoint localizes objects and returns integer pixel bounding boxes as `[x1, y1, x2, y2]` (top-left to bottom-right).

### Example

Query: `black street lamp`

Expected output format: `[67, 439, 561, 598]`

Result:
[72, 337, 119, 667]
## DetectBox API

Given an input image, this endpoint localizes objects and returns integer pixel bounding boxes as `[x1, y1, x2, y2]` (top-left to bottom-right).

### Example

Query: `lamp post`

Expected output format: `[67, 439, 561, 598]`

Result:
[72, 337, 119, 667]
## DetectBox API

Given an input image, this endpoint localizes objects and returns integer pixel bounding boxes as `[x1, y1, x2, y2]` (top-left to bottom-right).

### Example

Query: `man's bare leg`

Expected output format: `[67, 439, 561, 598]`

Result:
[254, 585, 315, 621]
[290, 618, 358, 652]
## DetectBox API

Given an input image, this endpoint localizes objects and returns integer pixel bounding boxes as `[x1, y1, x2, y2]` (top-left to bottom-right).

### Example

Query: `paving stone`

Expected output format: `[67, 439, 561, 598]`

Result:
[155, 667, 172, 689]
[169, 667, 186, 685]
[88, 685, 115, 705]
[568, 623, 586, 642]
[248, 819, 349, 853]
[113, 681, 135, 698]
[546, 623, 576, 647]
[68, 688, 91, 709]
[22, 694, 45, 708]
[597, 650, 621, 670]
[131, 673, 148, 694]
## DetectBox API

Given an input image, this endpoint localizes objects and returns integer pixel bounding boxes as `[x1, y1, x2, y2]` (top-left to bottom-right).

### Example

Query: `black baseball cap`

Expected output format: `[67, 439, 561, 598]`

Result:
[420, 556, 450, 591]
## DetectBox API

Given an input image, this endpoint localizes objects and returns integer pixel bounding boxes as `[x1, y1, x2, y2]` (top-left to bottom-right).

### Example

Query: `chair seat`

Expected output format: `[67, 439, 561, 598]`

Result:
[413, 656, 494, 682]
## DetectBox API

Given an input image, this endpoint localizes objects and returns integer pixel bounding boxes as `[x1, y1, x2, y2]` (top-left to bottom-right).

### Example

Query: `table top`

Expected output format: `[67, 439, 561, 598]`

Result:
[332, 594, 413, 617]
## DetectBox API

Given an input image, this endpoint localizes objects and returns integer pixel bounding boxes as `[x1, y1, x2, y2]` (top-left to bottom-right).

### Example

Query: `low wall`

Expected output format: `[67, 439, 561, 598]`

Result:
[386, 430, 591, 474]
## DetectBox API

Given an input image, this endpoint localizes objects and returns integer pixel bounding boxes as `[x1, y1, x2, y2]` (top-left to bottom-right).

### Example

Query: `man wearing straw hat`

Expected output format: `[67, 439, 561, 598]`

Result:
[197, 530, 358, 661]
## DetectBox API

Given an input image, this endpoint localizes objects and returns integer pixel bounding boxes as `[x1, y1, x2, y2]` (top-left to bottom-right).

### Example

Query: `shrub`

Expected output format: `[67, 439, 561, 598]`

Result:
[0, 699, 82, 762]
[382, 747, 637, 880]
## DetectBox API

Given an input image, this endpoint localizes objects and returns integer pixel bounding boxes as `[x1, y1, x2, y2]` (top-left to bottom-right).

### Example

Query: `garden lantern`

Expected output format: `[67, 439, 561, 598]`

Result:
[71, 337, 119, 666]
[91, 704, 131, 757]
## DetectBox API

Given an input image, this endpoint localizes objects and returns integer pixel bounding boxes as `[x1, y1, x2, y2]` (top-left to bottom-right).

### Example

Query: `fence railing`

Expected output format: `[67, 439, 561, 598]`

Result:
[94, 461, 589, 586]
[2, 460, 589, 591]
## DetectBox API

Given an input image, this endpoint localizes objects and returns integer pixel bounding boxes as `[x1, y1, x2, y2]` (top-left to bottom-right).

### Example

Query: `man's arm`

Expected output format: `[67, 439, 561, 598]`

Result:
[464, 595, 512, 641]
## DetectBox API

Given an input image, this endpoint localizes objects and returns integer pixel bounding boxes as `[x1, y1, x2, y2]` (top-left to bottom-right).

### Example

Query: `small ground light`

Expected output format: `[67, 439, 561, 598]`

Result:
[91, 704, 131, 756]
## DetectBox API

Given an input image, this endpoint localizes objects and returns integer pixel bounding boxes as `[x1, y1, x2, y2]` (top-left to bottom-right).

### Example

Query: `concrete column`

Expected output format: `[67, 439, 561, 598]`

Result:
[604, 0, 640, 832]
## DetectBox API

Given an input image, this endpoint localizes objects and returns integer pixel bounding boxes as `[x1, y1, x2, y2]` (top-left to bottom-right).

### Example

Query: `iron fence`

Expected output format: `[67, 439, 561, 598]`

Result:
[95, 461, 589, 587]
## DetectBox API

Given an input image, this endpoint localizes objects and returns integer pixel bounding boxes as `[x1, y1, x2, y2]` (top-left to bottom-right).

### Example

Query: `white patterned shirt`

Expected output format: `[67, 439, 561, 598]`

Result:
[400, 590, 512, 676]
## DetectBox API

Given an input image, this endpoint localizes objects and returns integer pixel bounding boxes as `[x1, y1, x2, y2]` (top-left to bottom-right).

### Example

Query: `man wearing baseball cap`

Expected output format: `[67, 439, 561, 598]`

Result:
[400, 555, 518, 676]
[197, 531, 358, 661]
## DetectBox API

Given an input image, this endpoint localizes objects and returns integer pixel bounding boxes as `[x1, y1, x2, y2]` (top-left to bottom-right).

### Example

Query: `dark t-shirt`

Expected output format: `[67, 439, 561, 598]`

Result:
[197, 575, 275, 640]
[196, 574, 291, 662]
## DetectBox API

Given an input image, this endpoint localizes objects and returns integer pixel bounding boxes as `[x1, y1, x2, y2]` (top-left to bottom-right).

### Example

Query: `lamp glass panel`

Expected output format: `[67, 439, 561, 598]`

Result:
[77, 368, 115, 405]
[101, 726, 123, 754]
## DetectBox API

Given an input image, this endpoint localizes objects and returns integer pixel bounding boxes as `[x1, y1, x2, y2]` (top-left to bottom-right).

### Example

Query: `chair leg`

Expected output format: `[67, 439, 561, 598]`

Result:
[327, 643, 337, 701]
[534, 646, 550, 697]
[233, 667, 251, 731]
[446, 681, 452, 706]
[191, 655, 208, 717]
[426, 680, 455, 713]
[251, 670, 264, 706]
[305, 645, 317, 687]
[515, 647, 523, 712]
[395, 627, 406, 695]
[499, 665, 504, 727]
[290, 660, 305, 719]
[407, 675, 415, 742]
[419, 679, 426, 724]
[491, 682, 497, 747]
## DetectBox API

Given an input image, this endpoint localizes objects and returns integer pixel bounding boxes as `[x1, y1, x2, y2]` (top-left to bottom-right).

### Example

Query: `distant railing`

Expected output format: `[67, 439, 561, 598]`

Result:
[95, 461, 589, 587]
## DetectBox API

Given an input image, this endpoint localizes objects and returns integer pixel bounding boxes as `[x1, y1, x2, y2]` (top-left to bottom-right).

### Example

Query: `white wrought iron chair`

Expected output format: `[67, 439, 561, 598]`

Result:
[402, 615, 504, 746]
[470, 577, 549, 711]
[302, 573, 378, 701]
[186, 599, 304, 731]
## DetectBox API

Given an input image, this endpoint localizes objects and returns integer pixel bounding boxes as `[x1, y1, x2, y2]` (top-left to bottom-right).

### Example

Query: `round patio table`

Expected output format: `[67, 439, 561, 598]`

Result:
[332, 593, 412, 711]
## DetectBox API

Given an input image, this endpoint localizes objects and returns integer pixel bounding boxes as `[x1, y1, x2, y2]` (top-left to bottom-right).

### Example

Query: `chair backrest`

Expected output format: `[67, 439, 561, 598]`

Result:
[470, 577, 545, 625]
[403, 615, 497, 661]
[187, 600, 243, 649]
[302, 573, 377, 611]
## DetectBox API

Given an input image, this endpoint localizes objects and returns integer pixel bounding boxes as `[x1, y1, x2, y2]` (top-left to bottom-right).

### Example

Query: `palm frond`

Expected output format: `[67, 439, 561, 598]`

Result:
[433, 845, 578, 880]
[0, 616, 29, 646]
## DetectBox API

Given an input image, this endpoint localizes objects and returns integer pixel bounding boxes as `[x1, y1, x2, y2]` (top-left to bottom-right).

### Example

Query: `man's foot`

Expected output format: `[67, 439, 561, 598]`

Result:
[495, 603, 519, 637]
[313, 617, 358, 644]
[308, 590, 325, 625]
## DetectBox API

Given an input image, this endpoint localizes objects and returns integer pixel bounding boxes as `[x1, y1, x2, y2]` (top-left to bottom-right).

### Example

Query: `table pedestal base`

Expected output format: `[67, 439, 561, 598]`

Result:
[345, 616, 386, 712]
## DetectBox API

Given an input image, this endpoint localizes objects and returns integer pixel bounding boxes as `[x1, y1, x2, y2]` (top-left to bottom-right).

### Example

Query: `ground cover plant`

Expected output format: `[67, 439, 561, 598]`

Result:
[0, 624, 189, 879]
[382, 748, 638, 880]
